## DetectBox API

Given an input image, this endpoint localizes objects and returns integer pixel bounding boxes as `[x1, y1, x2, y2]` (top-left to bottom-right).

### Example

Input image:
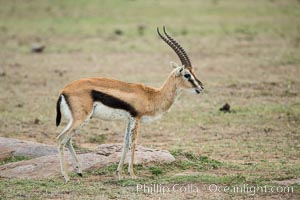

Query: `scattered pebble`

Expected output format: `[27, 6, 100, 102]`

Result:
[0, 71, 6, 77]
[137, 24, 146, 36]
[114, 29, 123, 36]
[31, 44, 45, 53]
[34, 118, 40, 124]
[16, 104, 23, 108]
[54, 69, 65, 77]
[219, 103, 231, 113]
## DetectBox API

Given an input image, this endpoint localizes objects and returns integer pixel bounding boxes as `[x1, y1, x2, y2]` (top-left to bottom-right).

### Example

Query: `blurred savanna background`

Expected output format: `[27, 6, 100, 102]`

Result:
[0, 0, 299, 199]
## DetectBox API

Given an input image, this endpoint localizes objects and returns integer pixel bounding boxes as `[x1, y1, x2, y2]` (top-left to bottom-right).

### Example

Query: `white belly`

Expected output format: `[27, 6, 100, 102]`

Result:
[91, 102, 163, 123]
[141, 114, 163, 123]
[92, 102, 130, 121]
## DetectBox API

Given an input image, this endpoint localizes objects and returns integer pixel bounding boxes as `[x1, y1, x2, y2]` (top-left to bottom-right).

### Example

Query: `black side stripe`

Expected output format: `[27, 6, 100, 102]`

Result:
[91, 90, 138, 117]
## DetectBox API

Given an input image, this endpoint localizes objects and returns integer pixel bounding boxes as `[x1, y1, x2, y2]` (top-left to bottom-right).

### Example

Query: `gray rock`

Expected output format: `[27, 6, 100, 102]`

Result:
[0, 152, 105, 178]
[94, 144, 175, 166]
[0, 143, 175, 179]
[0, 146, 14, 161]
[0, 137, 57, 159]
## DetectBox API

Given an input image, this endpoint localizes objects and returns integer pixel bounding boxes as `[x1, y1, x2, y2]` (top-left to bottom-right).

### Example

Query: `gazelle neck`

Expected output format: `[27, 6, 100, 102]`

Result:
[154, 70, 181, 113]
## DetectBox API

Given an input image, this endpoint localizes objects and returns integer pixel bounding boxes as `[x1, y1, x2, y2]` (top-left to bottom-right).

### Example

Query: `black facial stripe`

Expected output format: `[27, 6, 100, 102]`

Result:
[196, 79, 203, 86]
[91, 90, 138, 117]
[188, 78, 197, 88]
[189, 71, 203, 87]
[186, 73, 199, 88]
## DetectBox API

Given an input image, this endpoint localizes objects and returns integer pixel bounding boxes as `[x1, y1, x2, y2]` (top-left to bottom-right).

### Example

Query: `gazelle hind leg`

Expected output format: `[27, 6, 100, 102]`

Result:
[117, 118, 135, 180]
[66, 137, 82, 176]
[57, 120, 74, 182]
[57, 119, 85, 182]
[65, 107, 94, 177]
[56, 94, 93, 182]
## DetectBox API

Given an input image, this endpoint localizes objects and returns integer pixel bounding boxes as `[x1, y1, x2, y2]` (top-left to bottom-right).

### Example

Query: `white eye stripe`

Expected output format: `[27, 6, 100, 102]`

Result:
[189, 74, 201, 87]
[183, 71, 201, 88]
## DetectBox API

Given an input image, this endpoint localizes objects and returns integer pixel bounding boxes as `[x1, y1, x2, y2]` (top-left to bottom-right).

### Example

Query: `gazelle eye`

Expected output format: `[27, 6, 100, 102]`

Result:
[184, 74, 191, 79]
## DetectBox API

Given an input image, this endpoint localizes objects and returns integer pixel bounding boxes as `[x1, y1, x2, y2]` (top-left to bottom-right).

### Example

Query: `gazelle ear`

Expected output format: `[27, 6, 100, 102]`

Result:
[170, 62, 184, 76]
[169, 61, 180, 69]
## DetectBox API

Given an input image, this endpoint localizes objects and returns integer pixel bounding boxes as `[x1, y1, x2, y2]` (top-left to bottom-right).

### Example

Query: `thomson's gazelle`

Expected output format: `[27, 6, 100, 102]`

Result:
[56, 27, 204, 182]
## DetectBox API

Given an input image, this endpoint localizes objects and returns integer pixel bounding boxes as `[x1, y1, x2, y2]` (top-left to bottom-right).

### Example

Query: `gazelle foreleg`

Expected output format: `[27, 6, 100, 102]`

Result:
[117, 117, 136, 180]
[128, 119, 139, 178]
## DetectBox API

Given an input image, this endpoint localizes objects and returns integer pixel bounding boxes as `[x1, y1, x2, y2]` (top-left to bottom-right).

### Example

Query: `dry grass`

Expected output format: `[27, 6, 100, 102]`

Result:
[0, 0, 300, 199]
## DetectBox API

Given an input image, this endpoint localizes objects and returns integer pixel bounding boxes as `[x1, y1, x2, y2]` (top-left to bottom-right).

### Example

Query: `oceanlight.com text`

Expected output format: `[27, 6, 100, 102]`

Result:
[136, 183, 293, 196]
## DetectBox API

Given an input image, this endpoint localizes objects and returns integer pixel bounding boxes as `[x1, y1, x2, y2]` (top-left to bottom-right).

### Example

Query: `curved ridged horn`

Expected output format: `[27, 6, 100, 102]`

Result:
[157, 27, 189, 68]
[163, 26, 192, 67]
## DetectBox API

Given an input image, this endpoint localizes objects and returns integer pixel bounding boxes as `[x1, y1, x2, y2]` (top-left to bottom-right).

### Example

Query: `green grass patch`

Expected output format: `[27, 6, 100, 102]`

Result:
[0, 177, 106, 199]
[0, 155, 31, 165]
[88, 151, 225, 179]
[170, 149, 223, 170]
[88, 134, 106, 144]
[71, 140, 90, 153]
[148, 166, 163, 176]
[88, 164, 118, 176]
[169, 102, 300, 128]
[107, 173, 247, 187]
[1, 0, 299, 53]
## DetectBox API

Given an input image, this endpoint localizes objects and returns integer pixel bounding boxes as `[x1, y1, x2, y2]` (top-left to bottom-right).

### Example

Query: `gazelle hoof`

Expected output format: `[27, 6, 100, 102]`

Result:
[63, 175, 70, 182]
[117, 171, 123, 180]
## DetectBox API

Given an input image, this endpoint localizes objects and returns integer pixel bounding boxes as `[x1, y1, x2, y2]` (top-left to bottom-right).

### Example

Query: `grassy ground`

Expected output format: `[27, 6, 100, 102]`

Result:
[0, 0, 300, 199]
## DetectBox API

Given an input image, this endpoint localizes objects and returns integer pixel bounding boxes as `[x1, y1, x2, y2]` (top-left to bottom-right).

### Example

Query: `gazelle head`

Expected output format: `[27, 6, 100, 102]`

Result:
[157, 26, 204, 95]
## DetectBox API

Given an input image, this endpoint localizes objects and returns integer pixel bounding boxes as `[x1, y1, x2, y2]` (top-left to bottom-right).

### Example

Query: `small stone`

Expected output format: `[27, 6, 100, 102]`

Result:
[34, 118, 40, 124]
[16, 104, 23, 108]
[219, 103, 231, 113]
[137, 24, 146, 36]
[0, 71, 6, 77]
[31, 44, 45, 53]
[114, 29, 123, 36]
